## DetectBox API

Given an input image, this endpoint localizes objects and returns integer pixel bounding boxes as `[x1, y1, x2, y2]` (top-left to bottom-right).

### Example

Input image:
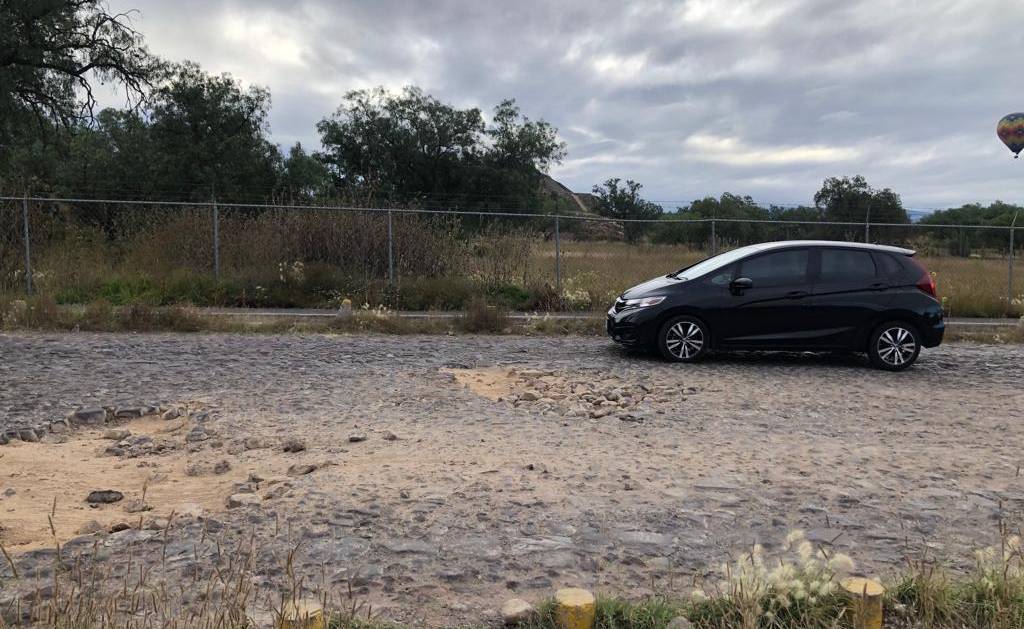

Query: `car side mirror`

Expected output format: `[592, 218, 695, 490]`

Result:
[729, 277, 753, 293]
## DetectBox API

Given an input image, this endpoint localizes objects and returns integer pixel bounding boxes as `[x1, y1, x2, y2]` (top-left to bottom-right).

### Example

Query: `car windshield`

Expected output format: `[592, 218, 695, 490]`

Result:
[669, 245, 761, 280]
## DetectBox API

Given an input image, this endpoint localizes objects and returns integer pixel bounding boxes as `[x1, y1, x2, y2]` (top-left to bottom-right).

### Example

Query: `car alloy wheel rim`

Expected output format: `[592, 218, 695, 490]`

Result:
[877, 326, 916, 366]
[666, 321, 704, 359]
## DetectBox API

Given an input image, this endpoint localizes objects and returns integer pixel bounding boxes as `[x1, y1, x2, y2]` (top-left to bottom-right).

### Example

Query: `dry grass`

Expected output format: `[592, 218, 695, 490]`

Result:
[2, 205, 1020, 317]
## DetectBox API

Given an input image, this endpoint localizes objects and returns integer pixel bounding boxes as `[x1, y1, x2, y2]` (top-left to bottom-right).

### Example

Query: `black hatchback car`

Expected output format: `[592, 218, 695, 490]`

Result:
[607, 240, 944, 370]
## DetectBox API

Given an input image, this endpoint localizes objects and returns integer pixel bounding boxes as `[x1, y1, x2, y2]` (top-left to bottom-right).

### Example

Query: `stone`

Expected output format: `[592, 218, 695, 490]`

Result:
[519, 391, 541, 401]
[123, 499, 151, 513]
[666, 618, 693, 629]
[86, 490, 124, 504]
[161, 408, 181, 421]
[244, 436, 268, 450]
[76, 520, 105, 535]
[348, 433, 367, 443]
[227, 493, 261, 508]
[68, 407, 106, 425]
[185, 428, 210, 443]
[287, 463, 317, 476]
[282, 438, 306, 453]
[114, 407, 146, 419]
[18, 429, 39, 442]
[381, 431, 399, 441]
[102, 429, 130, 441]
[501, 598, 536, 625]
[213, 460, 232, 475]
[109, 522, 131, 532]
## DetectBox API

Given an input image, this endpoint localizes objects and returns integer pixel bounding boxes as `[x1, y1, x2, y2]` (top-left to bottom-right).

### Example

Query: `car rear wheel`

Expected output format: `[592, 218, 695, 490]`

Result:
[868, 321, 921, 371]
[658, 316, 709, 362]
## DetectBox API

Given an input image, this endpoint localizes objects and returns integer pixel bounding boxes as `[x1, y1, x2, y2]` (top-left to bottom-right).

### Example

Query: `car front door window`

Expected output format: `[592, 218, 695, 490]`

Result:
[738, 249, 809, 287]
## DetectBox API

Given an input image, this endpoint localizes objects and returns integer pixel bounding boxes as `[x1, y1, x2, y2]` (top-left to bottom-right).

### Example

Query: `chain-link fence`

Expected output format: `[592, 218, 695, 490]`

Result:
[2, 196, 1021, 317]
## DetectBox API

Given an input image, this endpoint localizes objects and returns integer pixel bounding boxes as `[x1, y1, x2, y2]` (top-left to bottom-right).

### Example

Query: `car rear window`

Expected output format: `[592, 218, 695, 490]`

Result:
[873, 252, 906, 278]
[819, 249, 876, 282]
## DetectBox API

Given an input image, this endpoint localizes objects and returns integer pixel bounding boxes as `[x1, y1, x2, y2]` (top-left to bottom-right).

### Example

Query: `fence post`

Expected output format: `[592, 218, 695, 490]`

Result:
[387, 209, 395, 284]
[212, 198, 220, 281]
[864, 201, 872, 243]
[554, 215, 562, 293]
[1010, 212, 1019, 312]
[22, 192, 33, 296]
[710, 218, 717, 256]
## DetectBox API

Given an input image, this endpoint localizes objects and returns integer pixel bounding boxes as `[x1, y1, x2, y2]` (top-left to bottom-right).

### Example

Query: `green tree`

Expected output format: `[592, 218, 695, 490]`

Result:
[920, 201, 1023, 256]
[316, 86, 485, 204]
[591, 178, 663, 243]
[0, 0, 161, 188]
[276, 142, 333, 201]
[813, 175, 908, 241]
[315, 87, 565, 209]
[145, 62, 282, 202]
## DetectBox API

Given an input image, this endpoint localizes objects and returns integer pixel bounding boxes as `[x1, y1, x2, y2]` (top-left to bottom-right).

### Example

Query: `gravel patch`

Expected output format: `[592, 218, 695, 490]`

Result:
[0, 332, 1022, 624]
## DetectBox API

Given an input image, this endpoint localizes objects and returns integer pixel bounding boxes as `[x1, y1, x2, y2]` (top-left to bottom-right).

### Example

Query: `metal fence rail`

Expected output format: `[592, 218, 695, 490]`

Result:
[2, 195, 1021, 311]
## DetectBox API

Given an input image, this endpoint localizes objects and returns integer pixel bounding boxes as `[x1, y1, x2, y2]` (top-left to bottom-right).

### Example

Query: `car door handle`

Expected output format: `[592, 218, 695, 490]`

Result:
[786, 290, 809, 299]
[869, 282, 889, 291]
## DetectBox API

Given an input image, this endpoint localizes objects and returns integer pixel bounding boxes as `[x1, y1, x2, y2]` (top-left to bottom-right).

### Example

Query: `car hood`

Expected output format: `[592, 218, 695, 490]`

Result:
[621, 275, 686, 299]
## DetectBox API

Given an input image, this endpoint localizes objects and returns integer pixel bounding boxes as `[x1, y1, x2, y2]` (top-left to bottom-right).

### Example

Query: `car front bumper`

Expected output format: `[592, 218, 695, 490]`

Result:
[606, 305, 661, 347]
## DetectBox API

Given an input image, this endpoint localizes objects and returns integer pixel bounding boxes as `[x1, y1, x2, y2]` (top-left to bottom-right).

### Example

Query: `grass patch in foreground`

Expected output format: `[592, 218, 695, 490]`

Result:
[515, 533, 1024, 629]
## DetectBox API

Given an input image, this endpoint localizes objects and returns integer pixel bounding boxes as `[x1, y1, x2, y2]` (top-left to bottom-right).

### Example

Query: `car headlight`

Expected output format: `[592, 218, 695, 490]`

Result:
[623, 296, 666, 308]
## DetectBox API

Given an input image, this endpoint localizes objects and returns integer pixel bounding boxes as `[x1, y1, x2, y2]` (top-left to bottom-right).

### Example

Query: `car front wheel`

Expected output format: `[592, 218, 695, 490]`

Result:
[868, 321, 921, 371]
[658, 315, 709, 362]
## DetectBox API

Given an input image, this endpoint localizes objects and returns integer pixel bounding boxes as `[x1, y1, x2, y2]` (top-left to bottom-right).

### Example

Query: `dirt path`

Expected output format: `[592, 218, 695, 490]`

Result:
[1, 333, 1022, 625]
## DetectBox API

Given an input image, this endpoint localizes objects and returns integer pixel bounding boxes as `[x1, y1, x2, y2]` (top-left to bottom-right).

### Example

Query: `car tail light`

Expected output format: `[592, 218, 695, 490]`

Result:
[908, 257, 937, 298]
[916, 272, 937, 298]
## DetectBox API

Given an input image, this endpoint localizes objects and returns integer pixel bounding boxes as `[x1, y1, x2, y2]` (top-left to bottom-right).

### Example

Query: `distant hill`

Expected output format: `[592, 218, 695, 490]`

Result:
[539, 174, 622, 238]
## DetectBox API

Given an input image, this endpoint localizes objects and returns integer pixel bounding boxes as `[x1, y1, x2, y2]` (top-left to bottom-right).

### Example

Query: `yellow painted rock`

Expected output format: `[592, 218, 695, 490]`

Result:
[554, 588, 596, 629]
[840, 577, 884, 629]
[277, 600, 326, 629]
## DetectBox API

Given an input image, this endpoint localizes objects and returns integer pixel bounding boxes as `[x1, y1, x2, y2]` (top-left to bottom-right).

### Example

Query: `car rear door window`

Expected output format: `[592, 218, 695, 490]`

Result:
[738, 249, 808, 287]
[819, 249, 876, 283]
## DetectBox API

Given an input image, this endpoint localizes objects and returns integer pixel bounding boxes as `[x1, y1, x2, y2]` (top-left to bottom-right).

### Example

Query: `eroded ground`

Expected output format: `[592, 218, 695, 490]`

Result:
[1, 332, 1023, 625]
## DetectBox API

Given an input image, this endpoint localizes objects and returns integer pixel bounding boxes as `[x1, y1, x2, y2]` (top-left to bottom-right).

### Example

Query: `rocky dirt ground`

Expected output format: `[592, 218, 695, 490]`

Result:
[0, 332, 1022, 626]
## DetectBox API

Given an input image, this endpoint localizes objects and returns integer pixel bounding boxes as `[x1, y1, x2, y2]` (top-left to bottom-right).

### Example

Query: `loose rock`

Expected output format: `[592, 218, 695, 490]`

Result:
[282, 438, 306, 453]
[501, 598, 536, 625]
[287, 463, 317, 476]
[86, 490, 124, 504]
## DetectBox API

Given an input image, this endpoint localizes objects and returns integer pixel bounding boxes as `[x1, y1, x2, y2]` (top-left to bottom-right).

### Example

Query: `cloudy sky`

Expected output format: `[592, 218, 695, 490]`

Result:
[110, 0, 1024, 209]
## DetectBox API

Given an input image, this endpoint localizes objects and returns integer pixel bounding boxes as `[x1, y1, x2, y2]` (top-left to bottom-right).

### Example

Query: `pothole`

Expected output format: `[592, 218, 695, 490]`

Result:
[444, 367, 665, 421]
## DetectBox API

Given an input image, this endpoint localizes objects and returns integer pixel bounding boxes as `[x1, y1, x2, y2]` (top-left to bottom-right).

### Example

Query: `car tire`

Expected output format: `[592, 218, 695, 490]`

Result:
[657, 315, 709, 363]
[868, 321, 921, 371]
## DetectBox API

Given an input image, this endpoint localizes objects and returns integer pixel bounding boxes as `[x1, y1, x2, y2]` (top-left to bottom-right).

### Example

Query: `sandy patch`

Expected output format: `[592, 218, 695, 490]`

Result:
[0, 415, 247, 551]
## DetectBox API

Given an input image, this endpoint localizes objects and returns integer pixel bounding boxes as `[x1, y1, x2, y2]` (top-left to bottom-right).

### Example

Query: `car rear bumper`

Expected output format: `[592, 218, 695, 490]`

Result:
[918, 305, 945, 348]
[920, 320, 944, 348]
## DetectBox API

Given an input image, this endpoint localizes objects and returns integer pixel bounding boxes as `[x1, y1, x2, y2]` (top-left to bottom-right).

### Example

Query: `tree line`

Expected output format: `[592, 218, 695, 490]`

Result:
[2, 1, 1020, 256]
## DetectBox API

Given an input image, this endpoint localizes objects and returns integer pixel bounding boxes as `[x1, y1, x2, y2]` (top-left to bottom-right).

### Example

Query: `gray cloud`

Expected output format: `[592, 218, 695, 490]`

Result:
[112, 0, 1024, 208]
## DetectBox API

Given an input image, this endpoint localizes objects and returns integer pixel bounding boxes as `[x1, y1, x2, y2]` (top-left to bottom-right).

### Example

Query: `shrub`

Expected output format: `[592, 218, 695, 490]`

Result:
[460, 298, 508, 332]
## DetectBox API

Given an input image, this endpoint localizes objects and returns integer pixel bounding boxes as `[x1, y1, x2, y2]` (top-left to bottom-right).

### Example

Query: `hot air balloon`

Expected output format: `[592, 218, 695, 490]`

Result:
[997, 113, 1024, 158]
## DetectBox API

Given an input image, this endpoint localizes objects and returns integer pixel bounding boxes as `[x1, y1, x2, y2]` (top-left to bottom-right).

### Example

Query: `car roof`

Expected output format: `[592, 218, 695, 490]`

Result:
[740, 240, 916, 256]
